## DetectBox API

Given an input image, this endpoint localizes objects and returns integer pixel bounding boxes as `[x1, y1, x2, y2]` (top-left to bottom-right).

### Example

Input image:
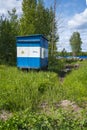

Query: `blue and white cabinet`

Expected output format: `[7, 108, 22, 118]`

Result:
[16, 34, 48, 69]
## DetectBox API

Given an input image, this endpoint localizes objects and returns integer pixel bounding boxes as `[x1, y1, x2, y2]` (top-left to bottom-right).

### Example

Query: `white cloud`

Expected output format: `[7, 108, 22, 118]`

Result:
[58, 27, 87, 52]
[66, 5, 87, 52]
[58, 28, 72, 52]
[58, 8, 87, 52]
[0, 0, 22, 16]
[68, 8, 87, 29]
[58, 1, 87, 52]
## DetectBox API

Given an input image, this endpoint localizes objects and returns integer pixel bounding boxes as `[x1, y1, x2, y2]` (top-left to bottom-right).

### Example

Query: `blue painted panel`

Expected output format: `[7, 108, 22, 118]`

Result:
[17, 57, 29, 68]
[40, 58, 48, 67]
[17, 43, 40, 47]
[16, 35, 41, 42]
[17, 39, 40, 43]
[17, 57, 40, 68]
[41, 37, 48, 49]
[29, 58, 40, 68]
[79, 56, 87, 59]
[17, 34, 48, 41]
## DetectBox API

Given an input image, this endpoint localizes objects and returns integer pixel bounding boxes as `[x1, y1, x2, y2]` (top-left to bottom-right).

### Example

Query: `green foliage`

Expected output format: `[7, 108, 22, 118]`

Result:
[0, 109, 87, 130]
[8, 8, 20, 36]
[0, 61, 87, 129]
[77, 51, 87, 56]
[0, 8, 19, 65]
[70, 32, 82, 56]
[57, 51, 72, 57]
[20, 0, 37, 35]
[57, 51, 87, 57]
[1, 61, 87, 111]
[48, 56, 65, 73]
[63, 60, 87, 106]
[20, 0, 52, 36]
[0, 65, 61, 111]
[35, 1, 50, 36]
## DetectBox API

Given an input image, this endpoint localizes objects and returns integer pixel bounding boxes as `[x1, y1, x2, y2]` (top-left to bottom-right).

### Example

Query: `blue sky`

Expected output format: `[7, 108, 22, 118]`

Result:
[58, 0, 87, 52]
[0, 0, 87, 52]
[44, 0, 87, 52]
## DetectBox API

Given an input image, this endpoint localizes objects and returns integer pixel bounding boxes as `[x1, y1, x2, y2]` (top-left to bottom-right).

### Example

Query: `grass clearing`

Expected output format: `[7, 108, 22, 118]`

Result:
[0, 65, 62, 111]
[63, 60, 87, 107]
[0, 61, 87, 129]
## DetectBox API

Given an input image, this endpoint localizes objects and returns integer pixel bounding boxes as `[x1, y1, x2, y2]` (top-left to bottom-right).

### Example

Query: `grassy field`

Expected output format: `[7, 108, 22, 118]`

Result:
[0, 65, 61, 111]
[0, 60, 87, 129]
[63, 60, 87, 107]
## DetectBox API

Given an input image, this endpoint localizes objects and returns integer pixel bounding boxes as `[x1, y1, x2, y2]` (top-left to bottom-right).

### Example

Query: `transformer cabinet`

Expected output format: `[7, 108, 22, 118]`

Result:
[16, 34, 48, 69]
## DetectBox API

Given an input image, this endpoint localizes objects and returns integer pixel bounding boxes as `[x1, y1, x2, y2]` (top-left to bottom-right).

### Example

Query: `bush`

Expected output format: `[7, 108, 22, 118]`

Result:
[48, 56, 65, 73]
[0, 108, 87, 130]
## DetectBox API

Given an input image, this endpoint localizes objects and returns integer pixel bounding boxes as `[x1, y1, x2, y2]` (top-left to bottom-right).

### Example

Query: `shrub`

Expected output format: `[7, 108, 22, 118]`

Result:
[0, 108, 87, 130]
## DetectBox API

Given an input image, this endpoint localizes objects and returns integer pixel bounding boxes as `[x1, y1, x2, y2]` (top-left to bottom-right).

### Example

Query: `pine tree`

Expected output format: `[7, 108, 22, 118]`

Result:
[35, 0, 50, 36]
[20, 0, 55, 37]
[0, 8, 19, 65]
[8, 8, 19, 36]
[8, 8, 20, 64]
[20, 0, 37, 35]
[0, 18, 12, 63]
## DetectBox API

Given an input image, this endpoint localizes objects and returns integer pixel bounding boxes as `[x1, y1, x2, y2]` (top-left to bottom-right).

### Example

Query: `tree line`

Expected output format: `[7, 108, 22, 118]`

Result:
[0, 0, 58, 65]
[0, 8, 19, 65]
[0, 0, 83, 66]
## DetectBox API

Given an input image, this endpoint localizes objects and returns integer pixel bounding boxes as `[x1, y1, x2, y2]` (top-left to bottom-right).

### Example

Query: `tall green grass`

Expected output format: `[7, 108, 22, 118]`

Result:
[0, 60, 87, 112]
[1, 61, 87, 129]
[0, 65, 62, 111]
[63, 60, 87, 106]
